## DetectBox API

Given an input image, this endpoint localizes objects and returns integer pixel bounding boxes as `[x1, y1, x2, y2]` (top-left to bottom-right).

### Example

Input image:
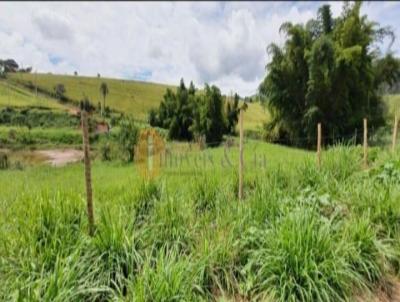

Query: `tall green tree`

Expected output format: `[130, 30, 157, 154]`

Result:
[199, 84, 226, 145]
[149, 79, 234, 146]
[99, 82, 109, 117]
[260, 2, 399, 147]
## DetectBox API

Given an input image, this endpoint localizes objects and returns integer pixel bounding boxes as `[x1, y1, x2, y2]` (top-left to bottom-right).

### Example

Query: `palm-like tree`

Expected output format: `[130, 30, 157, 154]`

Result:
[99, 82, 109, 117]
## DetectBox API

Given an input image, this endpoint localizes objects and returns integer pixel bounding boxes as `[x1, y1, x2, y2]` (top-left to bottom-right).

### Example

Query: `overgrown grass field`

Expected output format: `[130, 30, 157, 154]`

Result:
[1, 140, 400, 301]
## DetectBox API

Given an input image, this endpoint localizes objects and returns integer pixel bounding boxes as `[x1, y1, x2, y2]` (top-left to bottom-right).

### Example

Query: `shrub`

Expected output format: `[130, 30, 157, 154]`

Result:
[118, 117, 139, 162]
[100, 140, 112, 161]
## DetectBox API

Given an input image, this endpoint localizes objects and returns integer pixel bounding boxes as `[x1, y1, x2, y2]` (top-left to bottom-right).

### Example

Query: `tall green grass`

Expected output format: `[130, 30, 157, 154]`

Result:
[1, 145, 400, 301]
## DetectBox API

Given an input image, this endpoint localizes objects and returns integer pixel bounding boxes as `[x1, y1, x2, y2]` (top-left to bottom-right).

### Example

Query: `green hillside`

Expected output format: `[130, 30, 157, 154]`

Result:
[0, 80, 68, 111]
[7, 73, 174, 121]
[6, 72, 269, 130]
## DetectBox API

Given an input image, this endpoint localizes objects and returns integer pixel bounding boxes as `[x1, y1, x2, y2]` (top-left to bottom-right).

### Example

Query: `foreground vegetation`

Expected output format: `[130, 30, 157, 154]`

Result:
[1, 141, 399, 301]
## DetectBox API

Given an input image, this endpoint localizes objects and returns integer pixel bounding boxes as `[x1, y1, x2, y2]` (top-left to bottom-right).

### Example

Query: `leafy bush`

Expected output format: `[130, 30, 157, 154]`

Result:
[118, 117, 139, 162]
[370, 158, 400, 186]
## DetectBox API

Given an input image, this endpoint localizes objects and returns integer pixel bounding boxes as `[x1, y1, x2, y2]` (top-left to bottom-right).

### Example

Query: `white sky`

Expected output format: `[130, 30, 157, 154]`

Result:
[1, 1, 399, 96]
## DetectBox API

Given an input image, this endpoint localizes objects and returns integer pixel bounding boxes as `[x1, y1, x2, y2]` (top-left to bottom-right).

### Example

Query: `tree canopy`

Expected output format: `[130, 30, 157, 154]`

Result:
[0, 59, 19, 73]
[149, 79, 240, 145]
[259, 2, 400, 147]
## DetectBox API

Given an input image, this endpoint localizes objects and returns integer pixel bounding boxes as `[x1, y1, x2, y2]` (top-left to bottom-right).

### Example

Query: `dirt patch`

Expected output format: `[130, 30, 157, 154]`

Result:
[37, 149, 83, 167]
[355, 277, 400, 302]
[68, 107, 80, 116]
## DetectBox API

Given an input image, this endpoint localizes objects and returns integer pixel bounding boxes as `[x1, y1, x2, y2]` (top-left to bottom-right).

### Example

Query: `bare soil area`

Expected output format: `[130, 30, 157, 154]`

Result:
[356, 278, 400, 302]
[37, 149, 83, 167]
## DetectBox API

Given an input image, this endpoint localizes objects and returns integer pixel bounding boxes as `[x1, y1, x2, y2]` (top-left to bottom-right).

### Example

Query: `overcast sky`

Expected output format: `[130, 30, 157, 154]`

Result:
[1, 1, 399, 96]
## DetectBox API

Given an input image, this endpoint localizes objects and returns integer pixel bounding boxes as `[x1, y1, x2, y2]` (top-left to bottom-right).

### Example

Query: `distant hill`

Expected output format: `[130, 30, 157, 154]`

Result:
[7, 73, 174, 122]
[6, 72, 269, 131]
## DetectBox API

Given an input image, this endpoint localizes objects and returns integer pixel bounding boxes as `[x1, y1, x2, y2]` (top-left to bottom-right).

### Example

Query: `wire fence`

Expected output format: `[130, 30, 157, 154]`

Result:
[135, 117, 399, 183]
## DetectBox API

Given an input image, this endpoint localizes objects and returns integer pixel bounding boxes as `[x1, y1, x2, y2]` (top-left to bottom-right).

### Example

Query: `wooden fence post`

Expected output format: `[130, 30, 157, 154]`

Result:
[81, 110, 95, 236]
[238, 108, 244, 200]
[392, 115, 398, 153]
[317, 123, 321, 168]
[363, 118, 368, 169]
[35, 71, 38, 98]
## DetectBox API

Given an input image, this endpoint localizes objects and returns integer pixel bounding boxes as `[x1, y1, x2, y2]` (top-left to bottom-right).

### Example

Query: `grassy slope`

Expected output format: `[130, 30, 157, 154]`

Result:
[1, 143, 399, 301]
[8, 72, 172, 121]
[241, 102, 269, 131]
[0, 80, 68, 111]
[7, 72, 269, 130]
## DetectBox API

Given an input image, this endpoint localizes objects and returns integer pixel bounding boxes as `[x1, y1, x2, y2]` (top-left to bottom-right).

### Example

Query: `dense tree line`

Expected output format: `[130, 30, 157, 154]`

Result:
[259, 2, 400, 147]
[149, 79, 240, 145]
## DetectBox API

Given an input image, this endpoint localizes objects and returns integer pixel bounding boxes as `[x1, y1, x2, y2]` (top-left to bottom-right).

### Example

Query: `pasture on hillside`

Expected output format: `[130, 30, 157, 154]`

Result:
[8, 72, 172, 121]
[0, 80, 69, 111]
[6, 73, 269, 131]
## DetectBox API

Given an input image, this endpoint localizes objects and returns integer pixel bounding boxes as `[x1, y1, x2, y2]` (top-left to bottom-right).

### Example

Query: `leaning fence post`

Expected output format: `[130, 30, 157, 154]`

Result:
[81, 109, 95, 236]
[392, 115, 398, 153]
[238, 108, 244, 200]
[317, 123, 321, 168]
[363, 118, 368, 169]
